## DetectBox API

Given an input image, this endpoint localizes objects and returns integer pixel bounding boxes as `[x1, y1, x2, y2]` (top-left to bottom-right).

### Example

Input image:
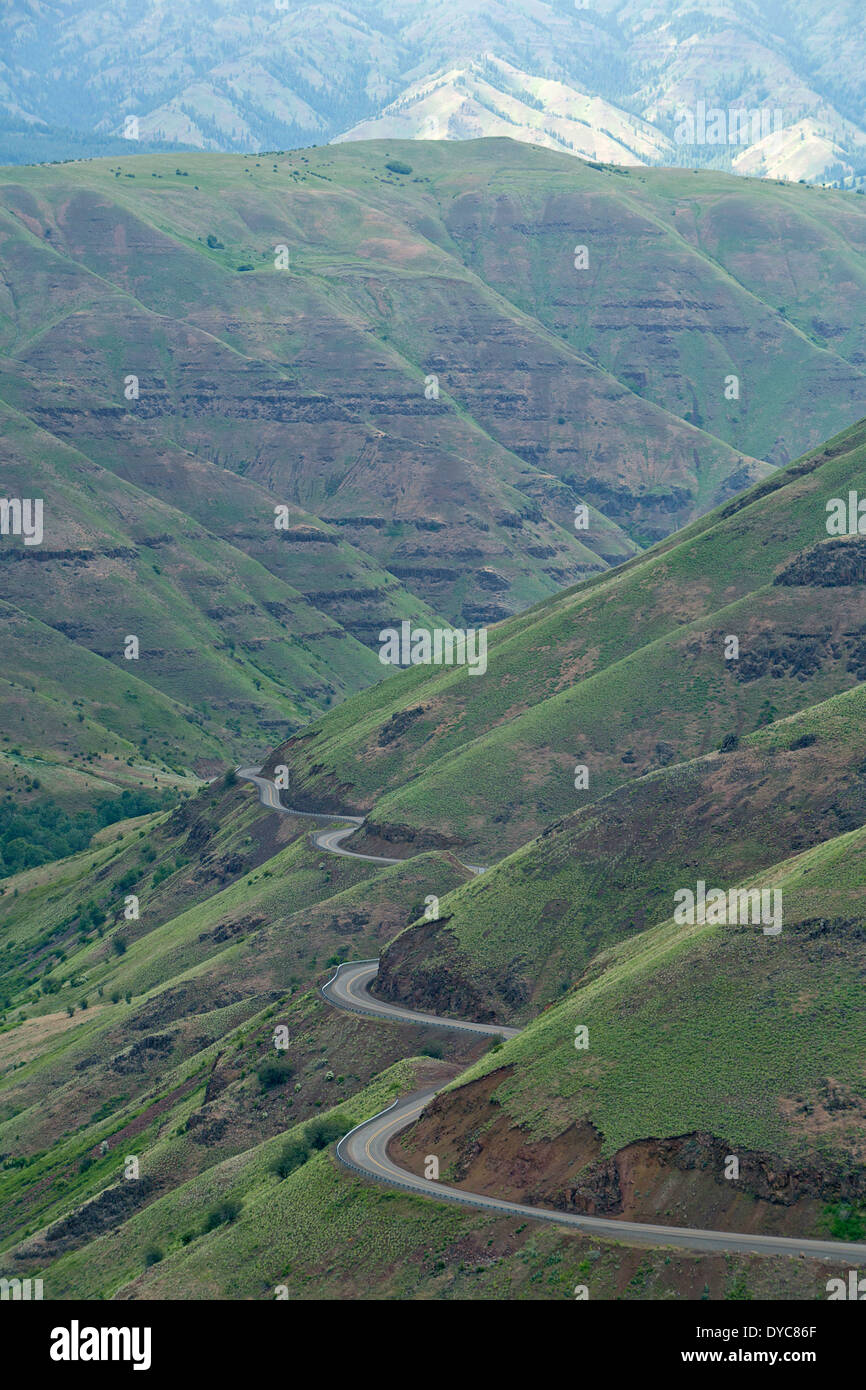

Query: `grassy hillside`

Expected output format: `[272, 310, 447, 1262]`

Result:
[3, 1054, 830, 1302]
[0, 401, 425, 823]
[397, 823, 866, 1241]
[1, 414, 864, 1297]
[0, 769, 480, 1258]
[2, 144, 866, 1294]
[374, 682, 866, 1021]
[274, 414, 866, 855]
[5, 139, 866, 831]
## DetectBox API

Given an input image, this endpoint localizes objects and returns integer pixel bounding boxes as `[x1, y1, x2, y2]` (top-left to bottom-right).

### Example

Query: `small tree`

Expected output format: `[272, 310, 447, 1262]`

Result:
[270, 1139, 309, 1180]
[204, 1198, 242, 1231]
[305, 1114, 350, 1150]
[257, 1059, 294, 1091]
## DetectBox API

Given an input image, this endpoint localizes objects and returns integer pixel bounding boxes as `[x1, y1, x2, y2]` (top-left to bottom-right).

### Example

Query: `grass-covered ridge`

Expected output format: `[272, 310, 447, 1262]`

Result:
[275, 415, 866, 854]
[373, 680, 866, 1021]
[442, 822, 866, 1168]
[4, 138, 866, 828]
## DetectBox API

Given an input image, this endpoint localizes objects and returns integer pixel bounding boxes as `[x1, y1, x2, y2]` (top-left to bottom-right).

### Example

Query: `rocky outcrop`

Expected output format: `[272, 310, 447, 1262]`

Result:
[774, 538, 866, 587]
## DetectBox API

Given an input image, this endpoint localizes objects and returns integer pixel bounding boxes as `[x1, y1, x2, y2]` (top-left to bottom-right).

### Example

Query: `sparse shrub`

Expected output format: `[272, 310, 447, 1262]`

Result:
[719, 733, 739, 753]
[203, 1198, 242, 1232]
[304, 1114, 349, 1150]
[271, 1138, 309, 1179]
[257, 1059, 294, 1091]
[826, 1202, 866, 1241]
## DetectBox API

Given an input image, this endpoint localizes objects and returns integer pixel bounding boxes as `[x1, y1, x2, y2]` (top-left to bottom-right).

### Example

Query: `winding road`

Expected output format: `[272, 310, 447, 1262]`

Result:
[237, 766, 399, 865]
[240, 767, 866, 1267]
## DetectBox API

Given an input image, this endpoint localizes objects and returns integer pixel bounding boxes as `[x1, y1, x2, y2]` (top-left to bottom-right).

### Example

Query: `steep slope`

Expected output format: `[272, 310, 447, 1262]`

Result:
[375, 682, 866, 1022]
[336, 56, 674, 165]
[5, 1058, 828, 1302]
[0, 772, 476, 1255]
[2, 1, 865, 187]
[19, 137, 866, 819]
[3, 411, 866, 1298]
[0, 146, 654, 622]
[0, 405, 388, 773]
[6, 139, 866, 642]
[399, 823, 866, 1242]
[272, 414, 866, 856]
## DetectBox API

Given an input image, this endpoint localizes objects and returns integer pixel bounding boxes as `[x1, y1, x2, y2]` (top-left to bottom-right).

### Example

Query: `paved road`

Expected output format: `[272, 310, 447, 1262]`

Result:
[325, 963, 866, 1263]
[238, 765, 486, 871]
[241, 767, 866, 1265]
[322, 959, 520, 1039]
[337, 1088, 866, 1264]
[237, 766, 401, 865]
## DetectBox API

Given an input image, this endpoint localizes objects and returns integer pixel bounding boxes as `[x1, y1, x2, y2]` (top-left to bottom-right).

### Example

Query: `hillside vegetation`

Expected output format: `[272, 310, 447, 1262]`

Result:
[5, 140, 866, 823]
[276, 414, 866, 855]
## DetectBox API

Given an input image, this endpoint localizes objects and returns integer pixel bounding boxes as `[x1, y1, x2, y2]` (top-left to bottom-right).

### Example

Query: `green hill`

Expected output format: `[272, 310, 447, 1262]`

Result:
[6, 139, 866, 834]
[274, 415, 866, 856]
[399, 823, 866, 1243]
[374, 681, 866, 1021]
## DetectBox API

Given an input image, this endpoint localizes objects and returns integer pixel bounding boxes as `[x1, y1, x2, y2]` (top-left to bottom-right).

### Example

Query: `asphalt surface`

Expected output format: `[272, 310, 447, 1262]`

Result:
[322, 959, 520, 1039]
[236, 766, 399, 865]
[337, 1088, 866, 1263]
[237, 765, 486, 871]
[241, 766, 866, 1265]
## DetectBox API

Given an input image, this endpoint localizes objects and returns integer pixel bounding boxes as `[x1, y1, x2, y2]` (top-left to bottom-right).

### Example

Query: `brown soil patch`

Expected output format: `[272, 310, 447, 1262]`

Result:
[0, 1008, 104, 1071]
[391, 1070, 856, 1241]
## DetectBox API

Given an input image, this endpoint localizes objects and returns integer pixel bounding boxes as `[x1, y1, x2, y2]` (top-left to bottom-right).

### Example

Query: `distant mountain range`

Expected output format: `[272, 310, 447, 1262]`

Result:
[1, 1, 865, 185]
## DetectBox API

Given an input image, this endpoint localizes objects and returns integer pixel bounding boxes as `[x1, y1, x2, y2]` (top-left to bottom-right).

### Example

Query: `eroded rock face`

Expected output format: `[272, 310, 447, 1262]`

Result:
[377, 706, 426, 747]
[373, 917, 505, 1024]
[565, 1130, 866, 1216]
[398, 1070, 866, 1240]
[361, 820, 461, 851]
[33, 1176, 158, 1254]
[774, 538, 866, 588]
